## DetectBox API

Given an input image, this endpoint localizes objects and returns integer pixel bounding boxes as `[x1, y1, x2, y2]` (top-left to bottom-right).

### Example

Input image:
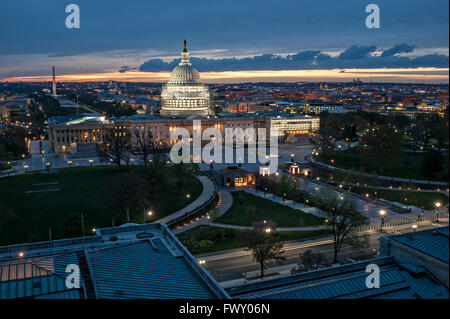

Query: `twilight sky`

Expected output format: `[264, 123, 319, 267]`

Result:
[0, 0, 448, 83]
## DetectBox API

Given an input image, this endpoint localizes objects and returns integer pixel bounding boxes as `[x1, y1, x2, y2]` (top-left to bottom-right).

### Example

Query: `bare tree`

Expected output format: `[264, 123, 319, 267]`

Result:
[97, 128, 132, 166]
[132, 126, 156, 166]
[105, 172, 149, 222]
[320, 189, 369, 263]
[291, 249, 327, 273]
[241, 229, 285, 278]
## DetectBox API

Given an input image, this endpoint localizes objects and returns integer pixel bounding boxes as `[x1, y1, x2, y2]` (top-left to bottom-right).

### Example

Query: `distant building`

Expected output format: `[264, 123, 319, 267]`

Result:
[47, 111, 320, 153]
[0, 96, 30, 119]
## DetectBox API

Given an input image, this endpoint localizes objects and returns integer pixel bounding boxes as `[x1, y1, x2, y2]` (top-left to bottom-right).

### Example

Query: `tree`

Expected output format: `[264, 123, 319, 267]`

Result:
[105, 172, 149, 222]
[421, 150, 444, 178]
[360, 124, 403, 173]
[62, 213, 88, 238]
[142, 152, 168, 205]
[320, 190, 369, 263]
[97, 128, 132, 166]
[317, 128, 335, 156]
[132, 126, 156, 166]
[275, 175, 291, 200]
[241, 229, 285, 278]
[174, 161, 187, 187]
[209, 207, 220, 228]
[0, 125, 29, 161]
[291, 250, 327, 273]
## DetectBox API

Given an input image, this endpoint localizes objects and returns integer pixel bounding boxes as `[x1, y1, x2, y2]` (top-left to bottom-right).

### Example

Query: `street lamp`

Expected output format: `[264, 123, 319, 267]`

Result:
[144, 210, 153, 223]
[24, 164, 29, 173]
[435, 202, 441, 222]
[264, 187, 267, 198]
[412, 224, 417, 232]
[67, 160, 72, 168]
[265, 228, 271, 234]
[379, 210, 386, 231]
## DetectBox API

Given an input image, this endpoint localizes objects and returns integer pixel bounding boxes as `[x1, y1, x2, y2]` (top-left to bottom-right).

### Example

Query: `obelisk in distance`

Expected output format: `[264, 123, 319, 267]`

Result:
[52, 66, 57, 97]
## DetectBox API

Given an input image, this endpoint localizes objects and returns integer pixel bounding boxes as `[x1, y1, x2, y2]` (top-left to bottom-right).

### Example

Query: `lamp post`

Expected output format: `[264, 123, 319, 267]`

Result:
[412, 224, 417, 232]
[144, 210, 153, 223]
[290, 153, 294, 163]
[283, 193, 286, 205]
[379, 210, 386, 231]
[435, 202, 441, 222]
[264, 187, 267, 198]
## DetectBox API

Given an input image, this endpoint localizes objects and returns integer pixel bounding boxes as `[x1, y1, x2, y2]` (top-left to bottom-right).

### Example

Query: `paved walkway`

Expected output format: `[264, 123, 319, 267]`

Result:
[156, 175, 216, 224]
[172, 189, 234, 234]
[206, 188, 448, 231]
[307, 155, 449, 186]
[243, 188, 326, 218]
[213, 222, 326, 232]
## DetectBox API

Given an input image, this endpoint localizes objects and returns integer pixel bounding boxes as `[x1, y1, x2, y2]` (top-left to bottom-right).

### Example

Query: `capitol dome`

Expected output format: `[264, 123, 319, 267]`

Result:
[169, 65, 201, 84]
[160, 40, 211, 116]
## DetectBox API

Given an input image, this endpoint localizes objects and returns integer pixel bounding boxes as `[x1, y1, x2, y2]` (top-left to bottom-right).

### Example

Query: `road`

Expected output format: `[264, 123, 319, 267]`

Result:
[199, 222, 446, 284]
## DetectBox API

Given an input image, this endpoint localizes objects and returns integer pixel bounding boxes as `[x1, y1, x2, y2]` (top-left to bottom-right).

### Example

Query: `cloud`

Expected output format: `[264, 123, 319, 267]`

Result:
[138, 44, 448, 72]
[118, 66, 137, 73]
[338, 45, 377, 60]
[381, 43, 416, 57]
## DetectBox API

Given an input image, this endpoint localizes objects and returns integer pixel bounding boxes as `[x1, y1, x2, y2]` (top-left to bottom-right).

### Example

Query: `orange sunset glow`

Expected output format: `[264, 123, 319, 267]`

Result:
[2, 67, 448, 83]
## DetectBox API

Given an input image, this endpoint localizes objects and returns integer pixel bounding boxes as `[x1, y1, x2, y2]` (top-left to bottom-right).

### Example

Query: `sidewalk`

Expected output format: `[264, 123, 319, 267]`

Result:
[172, 189, 233, 234]
[157, 175, 216, 224]
[242, 188, 327, 218]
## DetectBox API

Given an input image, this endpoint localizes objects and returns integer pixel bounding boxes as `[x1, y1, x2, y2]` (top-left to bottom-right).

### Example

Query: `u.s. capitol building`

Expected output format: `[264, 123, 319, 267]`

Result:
[48, 41, 319, 154]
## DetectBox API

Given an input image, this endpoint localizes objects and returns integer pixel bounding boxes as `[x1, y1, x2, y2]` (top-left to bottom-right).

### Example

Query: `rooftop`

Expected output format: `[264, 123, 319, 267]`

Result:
[227, 257, 448, 299]
[385, 227, 449, 264]
[0, 223, 229, 299]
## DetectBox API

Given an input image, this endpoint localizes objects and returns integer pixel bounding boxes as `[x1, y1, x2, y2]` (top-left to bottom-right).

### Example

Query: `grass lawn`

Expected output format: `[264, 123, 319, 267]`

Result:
[318, 150, 449, 182]
[176, 225, 328, 254]
[215, 191, 323, 227]
[348, 186, 449, 210]
[0, 166, 202, 245]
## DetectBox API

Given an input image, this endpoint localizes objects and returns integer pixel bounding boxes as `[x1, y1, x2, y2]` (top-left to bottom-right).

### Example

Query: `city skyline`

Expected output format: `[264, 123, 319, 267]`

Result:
[0, 0, 448, 83]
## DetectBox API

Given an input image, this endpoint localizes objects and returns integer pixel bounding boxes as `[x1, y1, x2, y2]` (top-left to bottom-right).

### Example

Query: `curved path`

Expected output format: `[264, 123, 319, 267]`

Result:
[156, 175, 216, 225]
[172, 189, 233, 234]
